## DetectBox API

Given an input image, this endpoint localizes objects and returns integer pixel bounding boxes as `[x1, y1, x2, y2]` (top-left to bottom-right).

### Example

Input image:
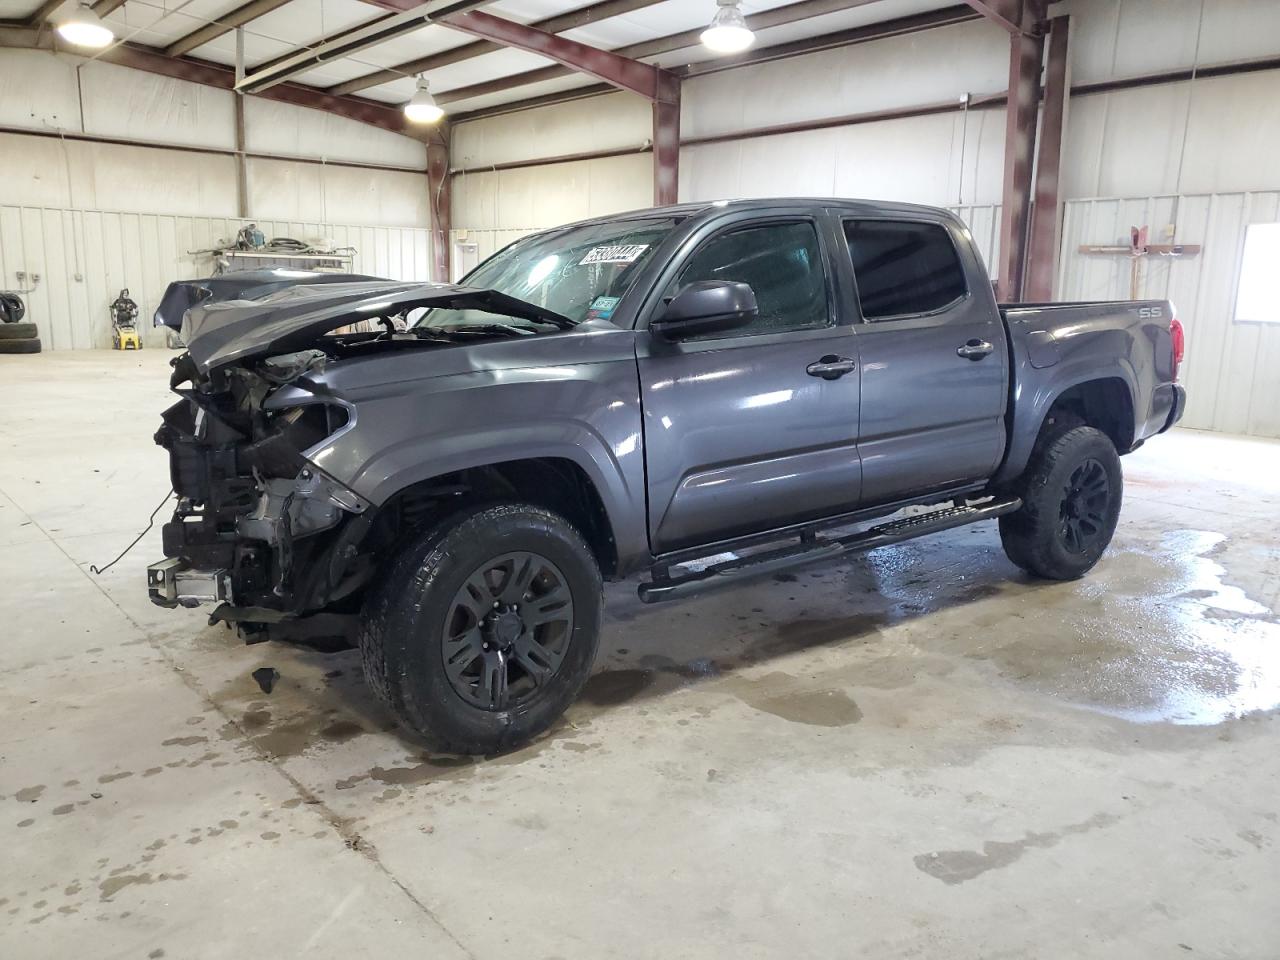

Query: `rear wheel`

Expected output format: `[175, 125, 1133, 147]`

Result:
[999, 425, 1122, 580]
[359, 503, 603, 754]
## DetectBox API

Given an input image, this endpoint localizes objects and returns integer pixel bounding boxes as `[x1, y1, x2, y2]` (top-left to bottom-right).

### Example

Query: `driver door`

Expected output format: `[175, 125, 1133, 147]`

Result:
[636, 214, 863, 554]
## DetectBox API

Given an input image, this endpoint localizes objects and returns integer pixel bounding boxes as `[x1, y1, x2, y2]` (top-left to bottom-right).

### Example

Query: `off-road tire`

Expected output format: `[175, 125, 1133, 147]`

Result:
[359, 503, 603, 754]
[999, 425, 1122, 580]
[0, 337, 42, 354]
[0, 322, 37, 340]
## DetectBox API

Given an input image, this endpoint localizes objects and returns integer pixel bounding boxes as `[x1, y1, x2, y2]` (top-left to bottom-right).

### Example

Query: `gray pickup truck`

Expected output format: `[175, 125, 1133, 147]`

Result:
[149, 198, 1186, 753]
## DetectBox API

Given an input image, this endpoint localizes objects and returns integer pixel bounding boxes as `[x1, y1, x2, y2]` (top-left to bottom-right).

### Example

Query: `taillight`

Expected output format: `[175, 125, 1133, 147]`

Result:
[1169, 316, 1185, 381]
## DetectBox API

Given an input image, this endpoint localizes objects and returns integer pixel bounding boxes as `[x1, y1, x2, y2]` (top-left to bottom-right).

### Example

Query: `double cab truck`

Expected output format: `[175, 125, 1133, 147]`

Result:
[148, 198, 1186, 753]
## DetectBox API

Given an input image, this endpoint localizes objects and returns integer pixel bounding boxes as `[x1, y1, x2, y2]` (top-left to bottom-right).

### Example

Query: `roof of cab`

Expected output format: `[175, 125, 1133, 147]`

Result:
[549, 197, 960, 231]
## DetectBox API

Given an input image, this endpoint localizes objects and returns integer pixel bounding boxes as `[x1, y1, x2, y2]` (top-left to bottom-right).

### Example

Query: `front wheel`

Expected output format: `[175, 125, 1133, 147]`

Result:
[359, 503, 603, 754]
[999, 425, 1123, 580]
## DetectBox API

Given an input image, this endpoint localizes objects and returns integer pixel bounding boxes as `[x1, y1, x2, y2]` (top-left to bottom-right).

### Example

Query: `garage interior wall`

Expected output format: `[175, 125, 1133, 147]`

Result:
[0, 206, 432, 349]
[449, 0, 1280, 438]
[0, 47, 434, 349]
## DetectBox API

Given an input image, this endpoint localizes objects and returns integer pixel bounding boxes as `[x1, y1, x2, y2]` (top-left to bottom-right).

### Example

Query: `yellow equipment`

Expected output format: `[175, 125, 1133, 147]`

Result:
[110, 289, 142, 350]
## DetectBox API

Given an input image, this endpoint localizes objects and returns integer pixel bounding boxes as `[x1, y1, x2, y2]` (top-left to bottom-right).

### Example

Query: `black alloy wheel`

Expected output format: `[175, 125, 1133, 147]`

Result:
[1057, 458, 1110, 554]
[443, 551, 574, 710]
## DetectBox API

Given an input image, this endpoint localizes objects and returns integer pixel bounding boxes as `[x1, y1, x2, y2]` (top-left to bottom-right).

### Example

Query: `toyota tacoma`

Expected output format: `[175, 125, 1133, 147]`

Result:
[148, 199, 1187, 753]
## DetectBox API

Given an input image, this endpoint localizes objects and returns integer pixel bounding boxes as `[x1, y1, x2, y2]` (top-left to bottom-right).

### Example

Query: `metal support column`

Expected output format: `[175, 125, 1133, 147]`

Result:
[1024, 14, 1070, 301]
[234, 28, 249, 219]
[427, 139, 451, 283]
[653, 72, 680, 206]
[996, 1, 1044, 302]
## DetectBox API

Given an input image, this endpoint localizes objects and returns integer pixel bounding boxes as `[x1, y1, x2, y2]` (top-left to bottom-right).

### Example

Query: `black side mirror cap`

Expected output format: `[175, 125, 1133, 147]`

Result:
[650, 280, 758, 341]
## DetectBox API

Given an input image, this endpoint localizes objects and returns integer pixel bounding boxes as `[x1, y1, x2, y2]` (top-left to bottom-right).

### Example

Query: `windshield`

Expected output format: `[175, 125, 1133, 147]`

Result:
[412, 217, 678, 331]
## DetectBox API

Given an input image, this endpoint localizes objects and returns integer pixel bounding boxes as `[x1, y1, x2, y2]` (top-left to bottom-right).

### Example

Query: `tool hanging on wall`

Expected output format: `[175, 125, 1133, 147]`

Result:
[110, 288, 142, 350]
[1079, 226, 1202, 299]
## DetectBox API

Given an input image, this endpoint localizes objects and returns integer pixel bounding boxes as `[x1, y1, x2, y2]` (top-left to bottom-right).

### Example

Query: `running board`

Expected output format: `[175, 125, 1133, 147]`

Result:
[637, 498, 1022, 604]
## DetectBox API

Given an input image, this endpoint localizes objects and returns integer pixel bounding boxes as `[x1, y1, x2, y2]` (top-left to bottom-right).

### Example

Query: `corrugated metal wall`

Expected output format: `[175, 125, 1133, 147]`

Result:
[1058, 190, 1280, 439]
[0, 205, 432, 350]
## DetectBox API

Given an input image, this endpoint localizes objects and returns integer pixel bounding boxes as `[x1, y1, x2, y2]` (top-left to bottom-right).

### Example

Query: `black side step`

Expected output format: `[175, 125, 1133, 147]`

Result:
[637, 497, 1022, 604]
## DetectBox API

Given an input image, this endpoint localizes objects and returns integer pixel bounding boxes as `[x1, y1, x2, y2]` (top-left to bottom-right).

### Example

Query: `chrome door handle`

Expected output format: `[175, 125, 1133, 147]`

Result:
[806, 355, 856, 380]
[956, 339, 994, 360]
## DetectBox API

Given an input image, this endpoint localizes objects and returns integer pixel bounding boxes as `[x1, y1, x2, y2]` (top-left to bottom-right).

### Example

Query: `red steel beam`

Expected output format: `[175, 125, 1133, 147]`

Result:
[95, 40, 440, 140]
[427, 139, 451, 281]
[995, 0, 1044, 302]
[436, 9, 672, 101]
[962, 0, 1030, 36]
[24, 0, 63, 24]
[652, 71, 680, 205]
[1024, 14, 1070, 301]
[329, 0, 662, 98]
[438, 4, 976, 110]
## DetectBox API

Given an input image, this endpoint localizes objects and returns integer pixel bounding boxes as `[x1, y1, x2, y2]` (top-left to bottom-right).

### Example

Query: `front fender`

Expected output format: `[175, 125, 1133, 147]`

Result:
[304, 356, 649, 568]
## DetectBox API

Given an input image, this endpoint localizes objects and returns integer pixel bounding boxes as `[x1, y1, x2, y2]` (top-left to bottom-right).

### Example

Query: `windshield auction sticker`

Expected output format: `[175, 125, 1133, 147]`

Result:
[579, 244, 649, 265]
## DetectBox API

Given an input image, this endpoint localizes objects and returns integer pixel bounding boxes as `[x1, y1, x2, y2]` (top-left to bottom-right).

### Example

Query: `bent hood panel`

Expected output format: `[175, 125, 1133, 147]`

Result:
[154, 270, 383, 332]
[174, 278, 572, 373]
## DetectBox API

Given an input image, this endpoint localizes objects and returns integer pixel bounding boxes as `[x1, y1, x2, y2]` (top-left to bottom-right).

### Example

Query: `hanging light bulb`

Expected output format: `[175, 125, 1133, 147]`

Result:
[55, 2, 115, 48]
[403, 76, 444, 124]
[700, 0, 754, 55]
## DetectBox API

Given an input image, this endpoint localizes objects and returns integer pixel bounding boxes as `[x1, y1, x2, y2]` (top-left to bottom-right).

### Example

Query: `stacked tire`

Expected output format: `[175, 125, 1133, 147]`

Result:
[0, 294, 40, 354]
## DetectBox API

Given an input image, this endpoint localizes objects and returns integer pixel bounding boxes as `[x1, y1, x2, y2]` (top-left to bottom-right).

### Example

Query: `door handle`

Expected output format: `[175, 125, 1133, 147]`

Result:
[806, 355, 856, 380]
[956, 339, 994, 360]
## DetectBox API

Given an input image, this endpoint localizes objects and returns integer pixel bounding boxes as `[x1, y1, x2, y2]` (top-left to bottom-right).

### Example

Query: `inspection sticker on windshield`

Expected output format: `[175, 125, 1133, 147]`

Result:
[579, 244, 649, 265]
[587, 296, 621, 320]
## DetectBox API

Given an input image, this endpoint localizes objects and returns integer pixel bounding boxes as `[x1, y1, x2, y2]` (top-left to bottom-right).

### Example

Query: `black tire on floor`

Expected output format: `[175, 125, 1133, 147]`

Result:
[0, 337, 42, 354]
[0, 322, 38, 340]
[999, 425, 1122, 581]
[359, 502, 603, 755]
[0, 293, 25, 324]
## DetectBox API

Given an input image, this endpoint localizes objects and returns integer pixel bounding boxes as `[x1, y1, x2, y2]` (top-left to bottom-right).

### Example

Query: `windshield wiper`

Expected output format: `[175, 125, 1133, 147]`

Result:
[442, 323, 537, 337]
[462, 289, 575, 330]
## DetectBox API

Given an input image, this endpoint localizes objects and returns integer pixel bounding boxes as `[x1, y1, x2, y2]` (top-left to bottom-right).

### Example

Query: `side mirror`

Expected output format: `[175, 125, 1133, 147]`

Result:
[650, 280, 757, 341]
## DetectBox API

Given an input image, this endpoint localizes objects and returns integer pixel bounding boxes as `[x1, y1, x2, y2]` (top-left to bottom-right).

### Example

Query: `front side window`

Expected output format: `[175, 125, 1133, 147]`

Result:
[844, 219, 967, 320]
[668, 221, 830, 337]
[413, 217, 678, 330]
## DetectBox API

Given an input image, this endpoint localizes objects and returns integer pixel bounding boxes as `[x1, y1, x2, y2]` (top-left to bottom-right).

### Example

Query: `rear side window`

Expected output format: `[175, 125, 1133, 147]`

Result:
[844, 220, 967, 320]
[671, 220, 830, 336]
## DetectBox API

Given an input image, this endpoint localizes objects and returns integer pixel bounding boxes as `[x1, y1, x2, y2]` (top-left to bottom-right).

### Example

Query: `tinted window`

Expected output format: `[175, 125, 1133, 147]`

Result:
[671, 221, 829, 337]
[844, 220, 967, 320]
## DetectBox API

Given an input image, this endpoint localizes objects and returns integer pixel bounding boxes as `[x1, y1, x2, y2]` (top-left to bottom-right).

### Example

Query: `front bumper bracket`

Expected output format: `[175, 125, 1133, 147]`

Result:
[148, 558, 231, 608]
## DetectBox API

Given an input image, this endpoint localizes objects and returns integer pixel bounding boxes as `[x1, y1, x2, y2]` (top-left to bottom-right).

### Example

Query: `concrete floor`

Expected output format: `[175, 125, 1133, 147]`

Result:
[2, 350, 1278, 959]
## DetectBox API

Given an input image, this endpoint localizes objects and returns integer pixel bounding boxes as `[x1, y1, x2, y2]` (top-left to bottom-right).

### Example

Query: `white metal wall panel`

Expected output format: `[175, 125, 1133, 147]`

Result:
[681, 19, 1009, 142]
[451, 93, 652, 170]
[680, 107, 1006, 209]
[452, 153, 653, 233]
[244, 98, 428, 171]
[1058, 190, 1280, 439]
[0, 204, 432, 351]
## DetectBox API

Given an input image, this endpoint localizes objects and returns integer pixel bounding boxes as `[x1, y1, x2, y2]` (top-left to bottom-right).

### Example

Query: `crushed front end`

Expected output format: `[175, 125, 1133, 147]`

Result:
[148, 350, 374, 634]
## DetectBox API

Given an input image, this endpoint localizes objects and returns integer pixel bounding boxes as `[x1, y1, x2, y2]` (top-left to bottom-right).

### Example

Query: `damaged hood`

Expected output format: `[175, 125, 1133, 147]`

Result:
[166, 276, 575, 373]
[154, 270, 383, 331]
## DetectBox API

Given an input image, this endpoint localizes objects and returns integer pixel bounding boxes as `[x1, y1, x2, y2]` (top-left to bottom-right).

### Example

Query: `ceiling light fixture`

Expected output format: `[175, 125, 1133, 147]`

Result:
[55, 3, 115, 49]
[701, 0, 754, 55]
[403, 76, 444, 124]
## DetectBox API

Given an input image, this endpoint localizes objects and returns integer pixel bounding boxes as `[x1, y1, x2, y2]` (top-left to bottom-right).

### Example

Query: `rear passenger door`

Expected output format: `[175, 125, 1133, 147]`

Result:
[637, 213, 862, 554]
[840, 217, 1008, 505]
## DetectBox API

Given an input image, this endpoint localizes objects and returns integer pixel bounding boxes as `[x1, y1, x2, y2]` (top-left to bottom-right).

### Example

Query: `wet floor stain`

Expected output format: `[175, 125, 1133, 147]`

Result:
[728, 673, 863, 727]
[915, 812, 1121, 884]
[968, 530, 1280, 725]
[580, 669, 657, 706]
